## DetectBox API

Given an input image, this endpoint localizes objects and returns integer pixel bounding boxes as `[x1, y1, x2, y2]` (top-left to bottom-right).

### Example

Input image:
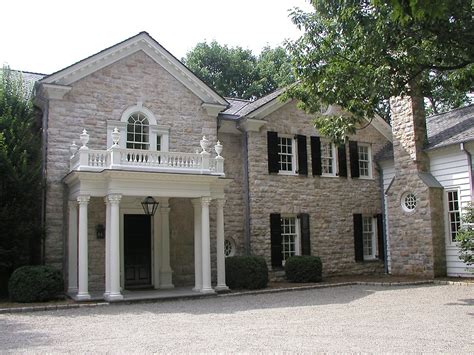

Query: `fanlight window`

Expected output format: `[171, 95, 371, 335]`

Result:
[127, 112, 149, 150]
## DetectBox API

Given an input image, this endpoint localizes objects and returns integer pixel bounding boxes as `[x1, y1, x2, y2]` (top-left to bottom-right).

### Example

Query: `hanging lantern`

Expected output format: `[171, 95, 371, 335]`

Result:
[141, 196, 159, 216]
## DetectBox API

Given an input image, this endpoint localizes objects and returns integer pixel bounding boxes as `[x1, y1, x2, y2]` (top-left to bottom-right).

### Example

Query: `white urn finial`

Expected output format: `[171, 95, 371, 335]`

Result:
[79, 129, 89, 149]
[200, 136, 211, 153]
[70, 141, 78, 157]
[214, 140, 223, 157]
[112, 127, 120, 147]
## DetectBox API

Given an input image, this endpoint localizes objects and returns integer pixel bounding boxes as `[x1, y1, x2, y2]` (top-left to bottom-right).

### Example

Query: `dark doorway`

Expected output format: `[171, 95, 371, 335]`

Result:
[124, 214, 152, 288]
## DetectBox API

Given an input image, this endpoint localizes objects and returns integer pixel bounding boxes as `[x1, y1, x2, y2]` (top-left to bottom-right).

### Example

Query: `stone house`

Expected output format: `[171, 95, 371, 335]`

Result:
[30, 32, 472, 301]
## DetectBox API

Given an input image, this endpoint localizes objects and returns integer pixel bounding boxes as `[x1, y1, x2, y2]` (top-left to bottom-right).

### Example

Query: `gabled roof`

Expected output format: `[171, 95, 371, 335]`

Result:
[39, 32, 228, 107]
[375, 104, 474, 161]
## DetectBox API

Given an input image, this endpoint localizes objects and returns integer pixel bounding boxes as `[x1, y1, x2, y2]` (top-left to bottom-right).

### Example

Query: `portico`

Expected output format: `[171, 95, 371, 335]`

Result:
[64, 131, 230, 301]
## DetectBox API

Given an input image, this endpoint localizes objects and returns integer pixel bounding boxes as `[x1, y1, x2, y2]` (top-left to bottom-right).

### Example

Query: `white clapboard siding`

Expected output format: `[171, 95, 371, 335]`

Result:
[429, 146, 473, 277]
[379, 161, 395, 273]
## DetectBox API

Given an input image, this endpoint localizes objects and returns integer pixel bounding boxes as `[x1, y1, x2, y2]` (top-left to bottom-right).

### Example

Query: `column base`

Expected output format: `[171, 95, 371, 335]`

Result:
[214, 285, 230, 293]
[192, 286, 202, 292]
[200, 287, 215, 294]
[67, 287, 78, 294]
[75, 292, 91, 301]
[159, 283, 175, 289]
[104, 292, 123, 302]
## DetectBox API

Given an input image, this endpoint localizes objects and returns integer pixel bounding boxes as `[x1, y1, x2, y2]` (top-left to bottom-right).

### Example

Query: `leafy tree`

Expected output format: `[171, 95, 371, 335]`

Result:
[183, 42, 294, 100]
[0, 67, 42, 295]
[285, 0, 473, 143]
[456, 204, 474, 269]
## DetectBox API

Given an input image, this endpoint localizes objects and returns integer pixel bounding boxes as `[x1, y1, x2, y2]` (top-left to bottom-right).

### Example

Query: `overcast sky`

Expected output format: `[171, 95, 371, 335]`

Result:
[1, 0, 313, 75]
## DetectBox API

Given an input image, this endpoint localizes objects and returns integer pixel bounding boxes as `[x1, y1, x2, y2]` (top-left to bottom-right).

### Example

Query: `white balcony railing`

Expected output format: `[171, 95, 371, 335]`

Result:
[69, 129, 225, 176]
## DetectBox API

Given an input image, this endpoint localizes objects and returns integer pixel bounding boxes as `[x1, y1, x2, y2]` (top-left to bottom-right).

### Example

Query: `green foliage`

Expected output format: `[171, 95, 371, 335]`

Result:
[285, 0, 473, 141]
[8, 265, 63, 302]
[284, 256, 323, 283]
[0, 66, 43, 295]
[456, 204, 474, 269]
[225, 256, 269, 290]
[183, 42, 294, 100]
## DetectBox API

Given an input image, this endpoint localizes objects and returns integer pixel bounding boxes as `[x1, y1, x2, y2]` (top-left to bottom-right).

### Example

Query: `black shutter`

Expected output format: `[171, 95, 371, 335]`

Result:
[376, 214, 385, 261]
[299, 213, 311, 255]
[297, 135, 308, 176]
[353, 214, 364, 262]
[349, 141, 360, 178]
[267, 131, 279, 174]
[338, 144, 347, 177]
[270, 213, 283, 267]
[311, 136, 322, 176]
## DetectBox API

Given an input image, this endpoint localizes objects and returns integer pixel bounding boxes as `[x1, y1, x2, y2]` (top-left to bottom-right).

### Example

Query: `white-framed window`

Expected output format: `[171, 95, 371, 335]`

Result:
[278, 135, 296, 174]
[224, 238, 236, 257]
[362, 216, 377, 260]
[281, 216, 300, 263]
[107, 103, 170, 152]
[446, 190, 461, 243]
[401, 192, 417, 213]
[127, 112, 150, 150]
[358, 144, 372, 178]
[321, 140, 337, 176]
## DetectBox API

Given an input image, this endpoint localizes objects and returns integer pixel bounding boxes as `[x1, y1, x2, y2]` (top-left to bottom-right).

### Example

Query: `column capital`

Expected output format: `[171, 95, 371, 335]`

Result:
[77, 195, 90, 205]
[216, 198, 227, 208]
[201, 196, 213, 207]
[159, 206, 171, 214]
[107, 194, 122, 204]
[68, 200, 78, 208]
[191, 198, 201, 208]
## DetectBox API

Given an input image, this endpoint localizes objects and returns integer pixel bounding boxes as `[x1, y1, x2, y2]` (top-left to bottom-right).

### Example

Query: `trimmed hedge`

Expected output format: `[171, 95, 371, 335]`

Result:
[225, 256, 268, 290]
[285, 256, 323, 283]
[8, 265, 64, 303]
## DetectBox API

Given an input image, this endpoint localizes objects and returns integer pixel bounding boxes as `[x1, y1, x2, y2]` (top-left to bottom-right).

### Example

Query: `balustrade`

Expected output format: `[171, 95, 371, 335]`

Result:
[69, 129, 225, 175]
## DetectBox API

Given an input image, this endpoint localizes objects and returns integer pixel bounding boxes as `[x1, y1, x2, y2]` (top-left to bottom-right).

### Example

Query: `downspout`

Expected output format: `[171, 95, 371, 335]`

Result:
[376, 162, 389, 274]
[237, 122, 251, 255]
[460, 142, 474, 196]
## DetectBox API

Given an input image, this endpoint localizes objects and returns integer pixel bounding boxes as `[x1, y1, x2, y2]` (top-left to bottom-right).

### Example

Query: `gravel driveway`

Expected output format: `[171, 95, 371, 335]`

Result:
[1, 284, 472, 353]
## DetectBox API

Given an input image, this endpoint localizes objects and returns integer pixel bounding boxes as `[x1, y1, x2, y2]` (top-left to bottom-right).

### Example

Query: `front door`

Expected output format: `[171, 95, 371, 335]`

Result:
[124, 214, 152, 288]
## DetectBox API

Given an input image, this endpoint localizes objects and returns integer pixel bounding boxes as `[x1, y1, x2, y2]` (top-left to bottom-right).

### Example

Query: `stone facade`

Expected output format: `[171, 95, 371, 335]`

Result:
[44, 51, 220, 287]
[246, 101, 387, 276]
[386, 95, 446, 277]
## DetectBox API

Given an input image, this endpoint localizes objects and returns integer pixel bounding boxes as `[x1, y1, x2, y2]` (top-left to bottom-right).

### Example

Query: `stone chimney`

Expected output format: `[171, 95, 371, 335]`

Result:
[386, 92, 446, 278]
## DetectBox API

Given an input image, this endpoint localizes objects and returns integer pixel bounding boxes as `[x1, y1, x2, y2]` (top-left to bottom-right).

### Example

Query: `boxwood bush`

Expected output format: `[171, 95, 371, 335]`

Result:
[8, 265, 64, 303]
[285, 256, 323, 283]
[225, 256, 268, 290]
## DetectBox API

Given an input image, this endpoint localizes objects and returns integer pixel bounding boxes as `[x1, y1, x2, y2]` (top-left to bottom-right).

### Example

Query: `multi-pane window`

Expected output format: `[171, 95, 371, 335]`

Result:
[447, 190, 461, 242]
[363, 216, 376, 259]
[278, 136, 295, 172]
[126, 112, 149, 150]
[156, 135, 162, 151]
[321, 141, 335, 175]
[358, 144, 371, 178]
[281, 217, 298, 262]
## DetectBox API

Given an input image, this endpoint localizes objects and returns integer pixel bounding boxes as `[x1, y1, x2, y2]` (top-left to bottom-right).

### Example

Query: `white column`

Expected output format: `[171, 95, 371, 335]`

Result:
[201, 197, 214, 293]
[215, 199, 229, 291]
[153, 210, 161, 290]
[191, 199, 202, 291]
[67, 200, 78, 293]
[103, 197, 111, 298]
[76, 195, 90, 300]
[106, 194, 123, 301]
[159, 198, 174, 288]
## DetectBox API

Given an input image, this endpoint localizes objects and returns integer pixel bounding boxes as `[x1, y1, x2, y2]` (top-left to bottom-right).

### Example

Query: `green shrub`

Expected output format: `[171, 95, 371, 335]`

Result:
[225, 256, 268, 290]
[285, 256, 323, 283]
[8, 265, 64, 303]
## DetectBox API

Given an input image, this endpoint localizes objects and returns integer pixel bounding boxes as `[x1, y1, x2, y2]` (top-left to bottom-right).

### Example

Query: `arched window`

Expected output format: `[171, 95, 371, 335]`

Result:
[127, 112, 149, 150]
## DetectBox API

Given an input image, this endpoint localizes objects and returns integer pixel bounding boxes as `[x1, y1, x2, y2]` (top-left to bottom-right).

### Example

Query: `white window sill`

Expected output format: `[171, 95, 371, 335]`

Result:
[358, 175, 374, 180]
[321, 173, 338, 178]
[278, 171, 298, 176]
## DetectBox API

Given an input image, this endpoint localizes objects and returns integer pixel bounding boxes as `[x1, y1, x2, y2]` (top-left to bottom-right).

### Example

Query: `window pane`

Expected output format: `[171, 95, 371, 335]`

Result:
[278, 137, 293, 172]
[447, 191, 461, 242]
[281, 217, 297, 261]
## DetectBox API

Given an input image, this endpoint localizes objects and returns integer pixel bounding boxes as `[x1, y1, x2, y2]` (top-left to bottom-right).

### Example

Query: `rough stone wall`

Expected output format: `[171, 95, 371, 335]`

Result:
[87, 197, 106, 291]
[44, 50, 218, 281]
[169, 198, 194, 286]
[247, 101, 388, 276]
[387, 95, 446, 277]
[218, 132, 245, 255]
